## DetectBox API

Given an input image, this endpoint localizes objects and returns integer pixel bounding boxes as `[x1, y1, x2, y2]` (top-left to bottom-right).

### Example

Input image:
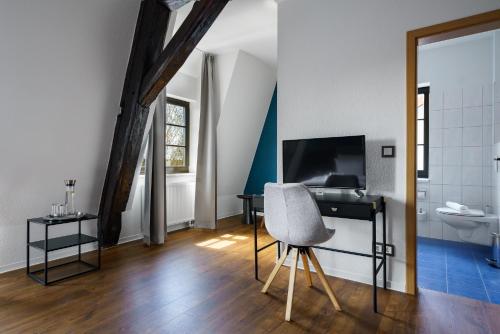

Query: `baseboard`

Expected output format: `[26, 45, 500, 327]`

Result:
[0, 233, 144, 274]
[117, 233, 144, 245]
[217, 210, 243, 220]
[167, 221, 191, 232]
[283, 258, 405, 293]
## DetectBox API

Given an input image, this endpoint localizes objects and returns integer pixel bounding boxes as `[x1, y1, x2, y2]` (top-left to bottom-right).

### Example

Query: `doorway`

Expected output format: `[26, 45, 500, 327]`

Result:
[406, 10, 500, 296]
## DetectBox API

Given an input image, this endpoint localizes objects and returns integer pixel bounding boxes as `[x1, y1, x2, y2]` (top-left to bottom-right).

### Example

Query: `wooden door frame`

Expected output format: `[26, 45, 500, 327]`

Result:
[406, 9, 500, 295]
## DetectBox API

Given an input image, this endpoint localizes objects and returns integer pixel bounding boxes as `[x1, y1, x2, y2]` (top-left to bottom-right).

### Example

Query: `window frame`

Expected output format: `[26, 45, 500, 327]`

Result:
[417, 86, 429, 179]
[166, 97, 190, 174]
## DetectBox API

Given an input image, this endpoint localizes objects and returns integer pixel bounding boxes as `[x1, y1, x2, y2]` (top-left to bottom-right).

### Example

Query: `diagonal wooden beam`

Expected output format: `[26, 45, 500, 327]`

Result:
[139, 0, 230, 107]
[99, 0, 171, 246]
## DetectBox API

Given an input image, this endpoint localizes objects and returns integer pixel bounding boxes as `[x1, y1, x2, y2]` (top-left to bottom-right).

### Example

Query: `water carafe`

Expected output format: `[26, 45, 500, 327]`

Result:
[65, 179, 76, 215]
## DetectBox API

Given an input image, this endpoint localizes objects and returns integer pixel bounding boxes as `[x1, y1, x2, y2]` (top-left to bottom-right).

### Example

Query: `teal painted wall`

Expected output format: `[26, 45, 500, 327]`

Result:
[244, 86, 277, 195]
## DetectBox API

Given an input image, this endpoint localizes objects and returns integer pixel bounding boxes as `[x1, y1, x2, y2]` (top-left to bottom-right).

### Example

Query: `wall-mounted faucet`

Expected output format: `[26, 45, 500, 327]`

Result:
[495, 157, 500, 172]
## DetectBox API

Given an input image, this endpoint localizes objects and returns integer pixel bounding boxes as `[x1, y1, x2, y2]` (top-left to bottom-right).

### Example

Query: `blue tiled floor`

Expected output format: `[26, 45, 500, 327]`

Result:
[417, 237, 500, 304]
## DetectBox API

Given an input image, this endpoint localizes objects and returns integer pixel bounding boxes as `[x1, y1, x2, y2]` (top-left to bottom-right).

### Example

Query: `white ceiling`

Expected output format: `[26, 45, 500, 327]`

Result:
[173, 0, 277, 77]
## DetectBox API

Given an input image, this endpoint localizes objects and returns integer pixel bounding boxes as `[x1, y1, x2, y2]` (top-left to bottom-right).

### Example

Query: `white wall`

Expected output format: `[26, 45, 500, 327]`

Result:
[0, 0, 140, 272]
[416, 34, 496, 244]
[216, 50, 276, 218]
[278, 0, 500, 291]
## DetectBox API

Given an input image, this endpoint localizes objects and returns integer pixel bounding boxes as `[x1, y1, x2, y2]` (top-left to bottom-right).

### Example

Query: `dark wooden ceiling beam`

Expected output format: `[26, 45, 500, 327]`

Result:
[158, 0, 196, 10]
[99, 0, 171, 246]
[100, 0, 229, 246]
[139, 0, 229, 107]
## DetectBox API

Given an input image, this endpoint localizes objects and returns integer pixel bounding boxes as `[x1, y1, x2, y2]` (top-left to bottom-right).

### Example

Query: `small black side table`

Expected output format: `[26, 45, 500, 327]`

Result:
[26, 213, 100, 285]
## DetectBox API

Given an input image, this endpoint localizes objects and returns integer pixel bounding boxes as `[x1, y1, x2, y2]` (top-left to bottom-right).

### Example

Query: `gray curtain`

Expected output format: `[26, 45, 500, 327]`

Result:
[195, 53, 217, 229]
[143, 90, 167, 245]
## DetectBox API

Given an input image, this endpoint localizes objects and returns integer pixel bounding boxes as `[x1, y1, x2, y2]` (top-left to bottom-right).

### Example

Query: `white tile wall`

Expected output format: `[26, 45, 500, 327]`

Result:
[443, 147, 461, 166]
[430, 89, 444, 111]
[483, 84, 493, 106]
[429, 110, 443, 129]
[463, 85, 483, 108]
[443, 166, 461, 185]
[429, 147, 442, 165]
[443, 166, 462, 187]
[443, 128, 462, 146]
[417, 84, 495, 241]
[462, 166, 482, 186]
[429, 128, 442, 147]
[462, 107, 482, 127]
[462, 186, 483, 206]
[462, 146, 482, 166]
[430, 220, 443, 239]
[483, 106, 492, 125]
[462, 126, 482, 146]
[443, 109, 462, 128]
[429, 184, 443, 203]
[429, 166, 443, 185]
[443, 87, 462, 109]
[443, 185, 461, 203]
[483, 125, 493, 145]
[443, 224, 460, 242]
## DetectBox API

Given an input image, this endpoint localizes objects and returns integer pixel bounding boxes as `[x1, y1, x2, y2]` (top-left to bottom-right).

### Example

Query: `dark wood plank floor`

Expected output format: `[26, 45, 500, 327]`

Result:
[1, 215, 499, 333]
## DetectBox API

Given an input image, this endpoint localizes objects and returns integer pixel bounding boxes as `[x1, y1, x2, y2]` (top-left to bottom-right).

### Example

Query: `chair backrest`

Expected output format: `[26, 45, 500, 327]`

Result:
[264, 183, 332, 246]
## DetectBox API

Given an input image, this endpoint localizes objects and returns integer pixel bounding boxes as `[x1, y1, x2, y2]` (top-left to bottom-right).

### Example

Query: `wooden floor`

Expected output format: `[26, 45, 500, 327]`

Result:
[1, 216, 499, 334]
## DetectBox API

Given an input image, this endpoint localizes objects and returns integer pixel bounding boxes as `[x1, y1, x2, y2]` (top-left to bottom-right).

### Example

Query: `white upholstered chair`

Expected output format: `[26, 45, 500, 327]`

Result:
[261, 183, 342, 321]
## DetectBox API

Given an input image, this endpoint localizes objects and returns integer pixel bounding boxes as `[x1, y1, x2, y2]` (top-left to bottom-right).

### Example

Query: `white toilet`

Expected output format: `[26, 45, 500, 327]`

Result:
[435, 207, 498, 245]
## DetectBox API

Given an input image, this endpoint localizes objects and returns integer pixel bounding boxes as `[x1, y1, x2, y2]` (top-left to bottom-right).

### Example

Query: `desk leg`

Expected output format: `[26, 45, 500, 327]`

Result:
[382, 202, 387, 290]
[26, 220, 30, 275]
[372, 213, 377, 313]
[44, 225, 48, 285]
[243, 198, 252, 225]
[98, 218, 101, 270]
[78, 219, 82, 262]
[253, 206, 258, 281]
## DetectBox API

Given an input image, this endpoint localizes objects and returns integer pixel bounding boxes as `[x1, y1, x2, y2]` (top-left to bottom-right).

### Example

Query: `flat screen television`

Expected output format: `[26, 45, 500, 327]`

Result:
[283, 135, 366, 189]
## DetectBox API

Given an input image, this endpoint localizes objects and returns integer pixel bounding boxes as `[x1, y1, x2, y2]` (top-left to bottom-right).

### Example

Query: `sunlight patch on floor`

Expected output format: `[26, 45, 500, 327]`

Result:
[196, 238, 220, 247]
[207, 240, 236, 249]
[195, 235, 249, 249]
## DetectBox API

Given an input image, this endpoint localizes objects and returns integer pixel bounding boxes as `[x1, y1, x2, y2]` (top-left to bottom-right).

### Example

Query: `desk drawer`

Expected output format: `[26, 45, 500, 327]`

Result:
[317, 202, 373, 220]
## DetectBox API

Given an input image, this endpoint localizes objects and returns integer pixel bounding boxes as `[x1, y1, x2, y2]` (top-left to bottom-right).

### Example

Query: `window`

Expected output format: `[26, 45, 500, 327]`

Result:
[166, 97, 189, 173]
[417, 86, 429, 178]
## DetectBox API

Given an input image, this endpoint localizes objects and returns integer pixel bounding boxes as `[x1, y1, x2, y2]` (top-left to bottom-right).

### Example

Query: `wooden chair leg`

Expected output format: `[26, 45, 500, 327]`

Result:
[307, 248, 342, 311]
[261, 245, 289, 293]
[285, 248, 299, 321]
[301, 251, 313, 287]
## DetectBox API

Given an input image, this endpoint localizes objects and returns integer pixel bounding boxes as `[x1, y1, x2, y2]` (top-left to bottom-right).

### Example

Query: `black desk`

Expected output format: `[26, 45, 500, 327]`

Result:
[237, 193, 387, 313]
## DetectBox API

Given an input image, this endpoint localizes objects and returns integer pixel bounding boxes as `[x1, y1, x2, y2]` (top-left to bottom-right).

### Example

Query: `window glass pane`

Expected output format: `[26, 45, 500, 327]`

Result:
[417, 145, 424, 171]
[166, 146, 186, 167]
[417, 120, 424, 145]
[166, 104, 186, 126]
[417, 94, 425, 119]
[166, 125, 186, 146]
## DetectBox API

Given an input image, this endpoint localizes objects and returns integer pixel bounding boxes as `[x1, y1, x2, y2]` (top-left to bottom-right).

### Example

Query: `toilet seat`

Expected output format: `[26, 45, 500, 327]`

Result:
[436, 207, 485, 217]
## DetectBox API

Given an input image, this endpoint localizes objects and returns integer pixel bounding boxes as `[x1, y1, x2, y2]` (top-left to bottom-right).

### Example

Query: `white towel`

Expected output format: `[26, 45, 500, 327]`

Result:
[446, 201, 469, 212]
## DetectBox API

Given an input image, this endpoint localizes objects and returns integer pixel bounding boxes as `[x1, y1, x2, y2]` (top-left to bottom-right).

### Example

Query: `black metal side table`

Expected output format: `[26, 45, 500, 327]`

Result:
[26, 213, 100, 285]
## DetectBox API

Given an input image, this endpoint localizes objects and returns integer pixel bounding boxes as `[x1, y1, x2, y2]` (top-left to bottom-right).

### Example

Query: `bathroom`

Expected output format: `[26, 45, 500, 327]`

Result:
[416, 29, 500, 303]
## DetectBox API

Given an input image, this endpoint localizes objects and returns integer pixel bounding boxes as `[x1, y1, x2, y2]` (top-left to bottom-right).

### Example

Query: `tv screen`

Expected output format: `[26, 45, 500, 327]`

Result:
[283, 135, 366, 189]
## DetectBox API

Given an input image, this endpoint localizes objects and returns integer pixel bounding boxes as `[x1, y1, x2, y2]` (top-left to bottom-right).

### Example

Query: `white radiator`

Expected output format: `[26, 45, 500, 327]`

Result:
[166, 178, 196, 226]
